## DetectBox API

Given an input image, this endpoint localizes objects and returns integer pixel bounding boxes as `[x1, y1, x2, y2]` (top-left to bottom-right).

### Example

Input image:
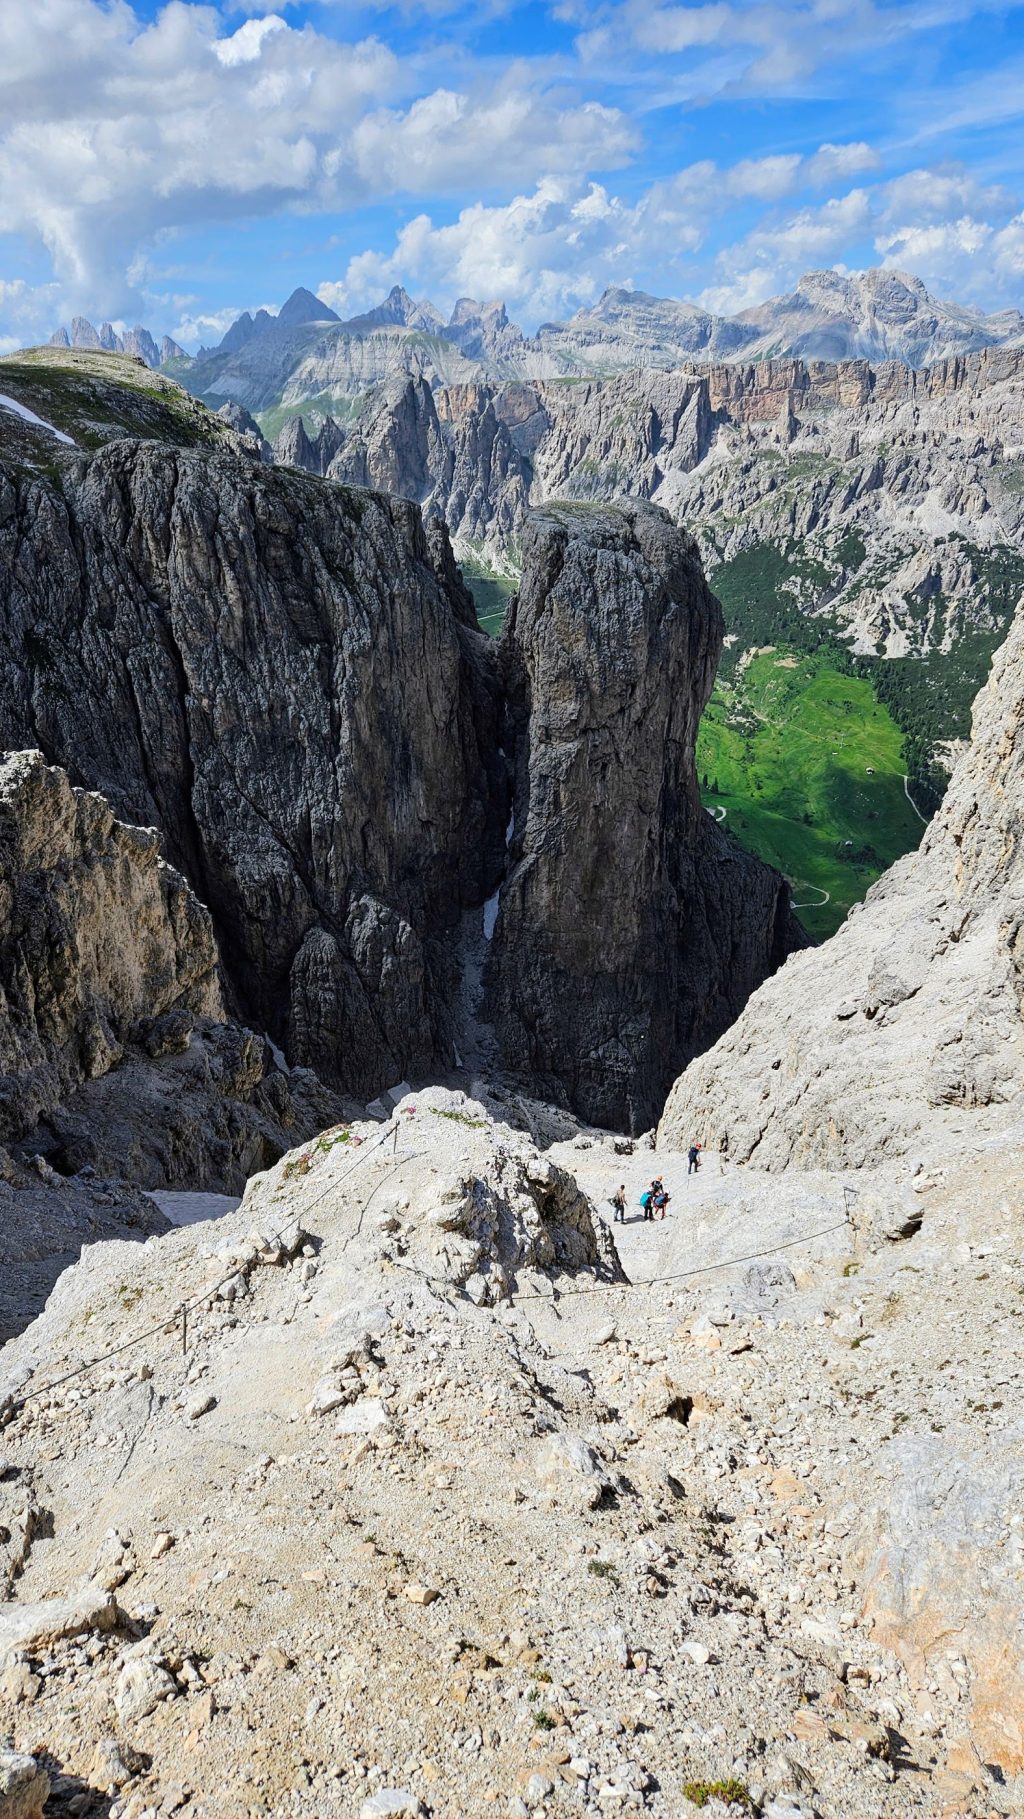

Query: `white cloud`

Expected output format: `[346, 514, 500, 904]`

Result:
[214, 15, 288, 64]
[316, 146, 875, 324]
[0, 0, 635, 323]
[0, 276, 63, 348]
[880, 166, 1012, 223]
[697, 189, 874, 313]
[320, 178, 651, 322]
[806, 142, 880, 185]
[345, 87, 637, 195]
[633, 2, 736, 51]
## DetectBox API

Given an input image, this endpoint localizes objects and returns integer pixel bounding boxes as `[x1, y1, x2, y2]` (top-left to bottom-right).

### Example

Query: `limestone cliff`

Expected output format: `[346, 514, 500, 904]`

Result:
[0, 749, 354, 1204]
[657, 595, 1024, 1166]
[274, 349, 1024, 667]
[489, 503, 801, 1131]
[0, 439, 507, 1101]
[0, 750, 346, 1336]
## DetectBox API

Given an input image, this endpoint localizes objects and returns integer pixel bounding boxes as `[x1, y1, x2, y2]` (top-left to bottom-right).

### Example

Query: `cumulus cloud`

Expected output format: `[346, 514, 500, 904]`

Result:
[697, 190, 875, 314]
[319, 178, 657, 322]
[0, 0, 634, 321]
[316, 143, 885, 324]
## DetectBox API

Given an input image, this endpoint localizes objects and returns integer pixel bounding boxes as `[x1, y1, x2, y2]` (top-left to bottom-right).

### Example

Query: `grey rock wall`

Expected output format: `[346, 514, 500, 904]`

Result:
[0, 446, 507, 1100]
[488, 503, 800, 1131]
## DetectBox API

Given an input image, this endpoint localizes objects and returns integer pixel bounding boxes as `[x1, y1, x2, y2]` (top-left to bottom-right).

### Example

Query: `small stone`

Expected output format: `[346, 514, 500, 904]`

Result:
[523, 1774, 554, 1802]
[1, 1663, 41, 1704]
[403, 1584, 439, 1606]
[680, 1640, 712, 1665]
[90, 1738, 147, 1794]
[186, 1394, 216, 1421]
[0, 1749, 49, 1819]
[115, 1655, 177, 1719]
[151, 1532, 175, 1559]
[358, 1791, 423, 1817]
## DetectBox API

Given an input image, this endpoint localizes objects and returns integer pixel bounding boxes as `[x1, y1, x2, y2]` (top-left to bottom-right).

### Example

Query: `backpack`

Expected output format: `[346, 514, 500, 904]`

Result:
[639, 1190, 653, 1209]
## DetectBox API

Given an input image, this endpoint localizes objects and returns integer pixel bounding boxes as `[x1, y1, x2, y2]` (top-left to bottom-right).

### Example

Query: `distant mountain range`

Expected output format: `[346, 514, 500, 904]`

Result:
[50, 269, 1024, 426]
[49, 315, 187, 369]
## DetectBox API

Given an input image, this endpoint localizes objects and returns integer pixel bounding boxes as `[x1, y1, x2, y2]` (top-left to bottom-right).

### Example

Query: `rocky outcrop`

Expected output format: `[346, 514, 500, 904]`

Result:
[488, 503, 801, 1131]
[272, 413, 344, 477]
[0, 750, 222, 1140]
[0, 361, 803, 1131]
[657, 595, 1024, 1166]
[0, 442, 507, 1101]
[0, 749, 349, 1338]
[2, 771, 349, 1176]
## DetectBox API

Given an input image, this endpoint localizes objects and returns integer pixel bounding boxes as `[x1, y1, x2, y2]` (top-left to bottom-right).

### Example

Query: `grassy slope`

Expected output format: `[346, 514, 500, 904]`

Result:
[465, 571, 516, 636]
[0, 347, 235, 453]
[697, 649, 923, 939]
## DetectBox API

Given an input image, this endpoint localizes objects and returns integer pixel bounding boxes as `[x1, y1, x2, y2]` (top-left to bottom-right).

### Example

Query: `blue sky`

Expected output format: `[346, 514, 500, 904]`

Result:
[1, 0, 1023, 349]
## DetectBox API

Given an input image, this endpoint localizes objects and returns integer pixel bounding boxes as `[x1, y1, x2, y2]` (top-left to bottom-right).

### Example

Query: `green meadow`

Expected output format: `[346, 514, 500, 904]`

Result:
[697, 649, 925, 939]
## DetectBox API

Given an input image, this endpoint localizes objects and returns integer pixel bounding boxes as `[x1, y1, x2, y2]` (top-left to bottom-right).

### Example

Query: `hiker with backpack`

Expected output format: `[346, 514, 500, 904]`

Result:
[653, 1179, 671, 1219]
[639, 1182, 657, 1222]
[610, 1184, 627, 1224]
[688, 1143, 702, 1175]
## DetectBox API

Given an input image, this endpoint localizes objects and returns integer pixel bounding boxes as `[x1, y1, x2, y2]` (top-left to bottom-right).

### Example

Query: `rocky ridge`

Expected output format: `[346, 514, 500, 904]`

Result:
[54, 268, 1021, 414]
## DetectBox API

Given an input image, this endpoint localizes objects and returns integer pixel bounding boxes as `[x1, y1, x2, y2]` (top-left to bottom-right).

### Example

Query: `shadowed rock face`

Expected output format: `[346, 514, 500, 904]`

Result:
[488, 503, 801, 1131]
[0, 445, 506, 1100]
[0, 749, 343, 1180]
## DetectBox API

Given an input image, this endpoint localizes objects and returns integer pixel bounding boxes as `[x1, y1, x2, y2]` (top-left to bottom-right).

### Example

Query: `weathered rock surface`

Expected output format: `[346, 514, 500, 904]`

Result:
[0, 1751, 49, 1819]
[0, 750, 221, 1140]
[657, 594, 1024, 1167]
[0, 433, 506, 1099]
[1, 367, 800, 1136]
[2, 1084, 1020, 1814]
[489, 503, 801, 1130]
[0, 749, 350, 1337]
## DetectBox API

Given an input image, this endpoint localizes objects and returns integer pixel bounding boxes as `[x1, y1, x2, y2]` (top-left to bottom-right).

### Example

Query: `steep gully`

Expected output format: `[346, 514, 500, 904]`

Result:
[0, 442, 802, 1137]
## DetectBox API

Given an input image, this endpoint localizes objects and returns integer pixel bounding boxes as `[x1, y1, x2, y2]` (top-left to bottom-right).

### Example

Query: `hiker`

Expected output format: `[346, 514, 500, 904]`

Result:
[688, 1143, 701, 1175]
[639, 1183, 656, 1222]
[610, 1183, 627, 1224]
[653, 1178, 671, 1219]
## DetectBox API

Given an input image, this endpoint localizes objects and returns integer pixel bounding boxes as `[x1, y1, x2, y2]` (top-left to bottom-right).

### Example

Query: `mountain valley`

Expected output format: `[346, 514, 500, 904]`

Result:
[0, 286, 1020, 1819]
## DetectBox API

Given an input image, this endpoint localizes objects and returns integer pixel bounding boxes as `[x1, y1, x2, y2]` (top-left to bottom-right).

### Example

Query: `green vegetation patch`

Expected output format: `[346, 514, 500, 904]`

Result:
[682, 1780, 753, 1810]
[458, 546, 518, 637]
[255, 392, 365, 442]
[697, 649, 924, 939]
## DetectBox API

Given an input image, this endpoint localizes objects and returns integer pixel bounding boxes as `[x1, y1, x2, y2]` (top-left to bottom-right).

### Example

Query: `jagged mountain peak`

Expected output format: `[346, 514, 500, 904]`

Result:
[348, 285, 446, 332]
[276, 285, 341, 328]
[449, 296, 509, 329]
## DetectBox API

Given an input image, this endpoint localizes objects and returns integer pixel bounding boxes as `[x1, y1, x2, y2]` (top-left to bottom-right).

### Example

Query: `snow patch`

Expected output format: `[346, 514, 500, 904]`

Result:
[482, 892, 500, 941]
[0, 393, 76, 447]
[147, 1190, 240, 1228]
